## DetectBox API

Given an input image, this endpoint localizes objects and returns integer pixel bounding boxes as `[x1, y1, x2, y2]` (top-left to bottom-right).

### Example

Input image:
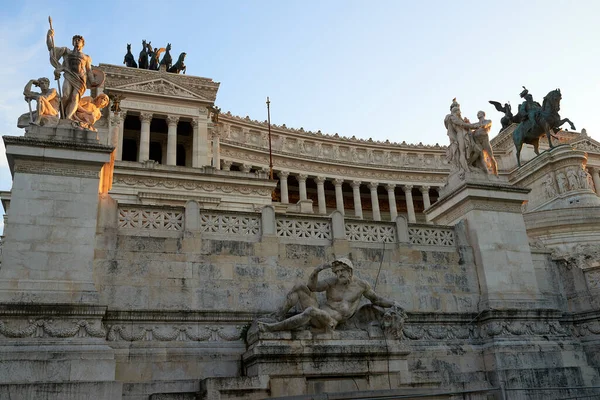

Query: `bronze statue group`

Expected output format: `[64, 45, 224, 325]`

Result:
[123, 40, 187, 74]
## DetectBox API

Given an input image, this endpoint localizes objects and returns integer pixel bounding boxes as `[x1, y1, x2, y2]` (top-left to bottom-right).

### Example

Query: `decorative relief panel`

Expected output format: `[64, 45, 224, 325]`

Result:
[200, 212, 260, 237]
[277, 218, 332, 241]
[408, 226, 455, 246]
[345, 222, 396, 243]
[119, 207, 184, 231]
[107, 324, 242, 342]
[0, 319, 106, 339]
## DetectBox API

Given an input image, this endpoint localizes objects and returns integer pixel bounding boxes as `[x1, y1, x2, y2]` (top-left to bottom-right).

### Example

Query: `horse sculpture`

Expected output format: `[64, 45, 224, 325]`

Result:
[512, 88, 576, 167]
[123, 43, 137, 68]
[160, 43, 172, 71]
[138, 40, 148, 69]
[147, 42, 165, 71]
[168, 52, 186, 74]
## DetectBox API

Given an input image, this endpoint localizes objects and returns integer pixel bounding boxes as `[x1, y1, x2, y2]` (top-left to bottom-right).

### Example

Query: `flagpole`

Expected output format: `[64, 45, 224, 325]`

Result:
[266, 97, 273, 180]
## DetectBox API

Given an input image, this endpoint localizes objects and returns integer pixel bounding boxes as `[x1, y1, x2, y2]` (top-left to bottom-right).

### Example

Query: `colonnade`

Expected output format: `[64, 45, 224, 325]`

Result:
[110, 111, 204, 168]
[220, 162, 436, 222]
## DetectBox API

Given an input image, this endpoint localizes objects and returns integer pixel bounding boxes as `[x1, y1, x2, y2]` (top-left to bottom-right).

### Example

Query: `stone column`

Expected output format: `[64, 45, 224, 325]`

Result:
[403, 185, 416, 223]
[316, 176, 327, 215]
[592, 168, 600, 195]
[298, 174, 308, 201]
[334, 178, 344, 215]
[138, 112, 152, 162]
[351, 181, 363, 219]
[241, 164, 252, 173]
[420, 185, 431, 209]
[222, 160, 232, 171]
[191, 118, 199, 167]
[212, 129, 220, 169]
[166, 115, 179, 166]
[386, 184, 397, 221]
[115, 111, 125, 161]
[279, 171, 290, 203]
[369, 182, 381, 221]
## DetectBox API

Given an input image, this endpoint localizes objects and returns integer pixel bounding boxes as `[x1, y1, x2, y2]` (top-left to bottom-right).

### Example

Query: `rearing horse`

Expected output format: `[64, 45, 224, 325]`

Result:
[512, 88, 575, 167]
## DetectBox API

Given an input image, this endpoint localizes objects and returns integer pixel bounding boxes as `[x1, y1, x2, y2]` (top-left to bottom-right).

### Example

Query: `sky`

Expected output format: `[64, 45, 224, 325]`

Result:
[0, 0, 599, 226]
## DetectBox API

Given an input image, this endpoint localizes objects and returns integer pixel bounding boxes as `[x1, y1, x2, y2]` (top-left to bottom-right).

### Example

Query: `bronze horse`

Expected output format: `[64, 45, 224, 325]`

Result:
[168, 52, 186, 74]
[160, 43, 172, 71]
[123, 43, 137, 68]
[138, 40, 148, 69]
[512, 88, 575, 167]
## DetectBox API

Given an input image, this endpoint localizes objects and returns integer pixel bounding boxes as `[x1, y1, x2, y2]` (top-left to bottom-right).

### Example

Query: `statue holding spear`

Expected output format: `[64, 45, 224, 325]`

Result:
[46, 16, 104, 121]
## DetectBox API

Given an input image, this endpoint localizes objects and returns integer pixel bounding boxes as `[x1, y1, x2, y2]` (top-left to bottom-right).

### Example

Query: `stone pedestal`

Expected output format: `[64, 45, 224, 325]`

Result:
[0, 130, 112, 304]
[241, 330, 411, 397]
[425, 174, 544, 310]
[0, 126, 118, 399]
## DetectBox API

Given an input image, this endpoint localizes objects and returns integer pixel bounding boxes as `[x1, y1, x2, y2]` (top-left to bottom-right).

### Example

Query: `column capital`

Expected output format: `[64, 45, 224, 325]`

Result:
[420, 185, 430, 193]
[315, 176, 326, 184]
[385, 183, 396, 191]
[278, 171, 290, 179]
[351, 180, 362, 189]
[139, 112, 153, 123]
[333, 178, 344, 186]
[110, 113, 124, 125]
[221, 160, 232, 170]
[368, 182, 379, 191]
[402, 184, 414, 192]
[190, 118, 199, 128]
[297, 174, 308, 181]
[241, 164, 252, 173]
[167, 115, 180, 125]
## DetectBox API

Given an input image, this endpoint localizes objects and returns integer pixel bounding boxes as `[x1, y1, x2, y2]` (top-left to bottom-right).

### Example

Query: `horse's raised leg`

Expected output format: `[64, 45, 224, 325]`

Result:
[558, 118, 576, 131]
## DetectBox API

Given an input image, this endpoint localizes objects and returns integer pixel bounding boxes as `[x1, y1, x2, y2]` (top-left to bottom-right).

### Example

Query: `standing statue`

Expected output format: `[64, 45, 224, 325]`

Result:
[72, 93, 110, 131]
[472, 111, 498, 175]
[19, 78, 59, 127]
[488, 101, 514, 132]
[46, 21, 104, 121]
[160, 43, 173, 71]
[512, 88, 576, 167]
[138, 40, 148, 69]
[556, 171, 568, 194]
[257, 258, 404, 333]
[444, 99, 482, 177]
[168, 52, 187, 74]
[123, 43, 137, 68]
[567, 168, 580, 190]
[542, 174, 557, 198]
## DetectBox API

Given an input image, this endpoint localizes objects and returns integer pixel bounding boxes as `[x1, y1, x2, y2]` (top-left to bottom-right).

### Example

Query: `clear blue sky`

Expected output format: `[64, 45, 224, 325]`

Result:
[0, 0, 599, 218]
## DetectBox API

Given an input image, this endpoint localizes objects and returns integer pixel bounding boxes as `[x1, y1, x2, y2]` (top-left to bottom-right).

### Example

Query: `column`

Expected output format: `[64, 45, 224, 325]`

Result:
[333, 178, 344, 215]
[386, 184, 397, 221]
[191, 118, 199, 167]
[592, 168, 600, 195]
[298, 174, 308, 201]
[351, 181, 363, 219]
[166, 115, 179, 166]
[241, 164, 252, 173]
[369, 182, 381, 221]
[279, 171, 290, 203]
[316, 176, 327, 215]
[115, 111, 126, 161]
[138, 112, 152, 162]
[212, 129, 220, 169]
[403, 185, 416, 223]
[222, 160, 232, 171]
[420, 185, 431, 209]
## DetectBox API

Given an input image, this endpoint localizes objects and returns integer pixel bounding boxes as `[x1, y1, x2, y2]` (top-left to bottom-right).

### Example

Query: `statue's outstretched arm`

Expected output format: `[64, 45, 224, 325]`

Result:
[363, 283, 397, 308]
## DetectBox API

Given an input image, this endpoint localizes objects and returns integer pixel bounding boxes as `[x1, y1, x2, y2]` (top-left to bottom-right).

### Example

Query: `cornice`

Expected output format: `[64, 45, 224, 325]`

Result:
[219, 113, 447, 151]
